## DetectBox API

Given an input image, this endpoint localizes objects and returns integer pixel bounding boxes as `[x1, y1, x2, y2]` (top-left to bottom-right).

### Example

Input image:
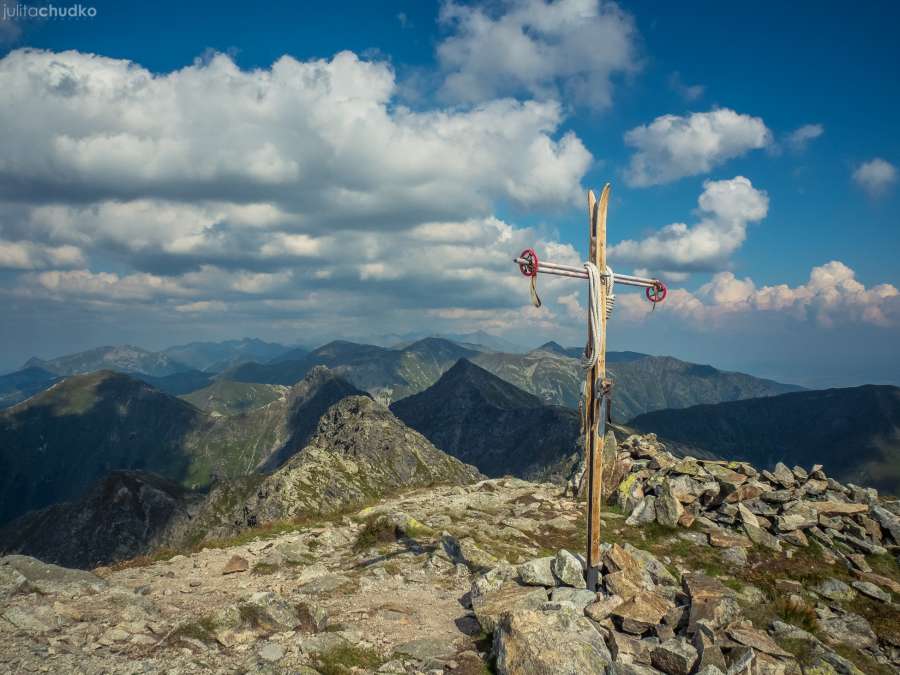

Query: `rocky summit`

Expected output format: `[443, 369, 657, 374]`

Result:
[2, 434, 900, 674]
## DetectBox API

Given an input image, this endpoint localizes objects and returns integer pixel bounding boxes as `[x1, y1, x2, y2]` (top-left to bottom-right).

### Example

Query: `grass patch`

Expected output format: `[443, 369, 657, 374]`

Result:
[832, 644, 896, 675]
[312, 644, 384, 675]
[109, 547, 182, 571]
[252, 562, 280, 575]
[775, 637, 817, 668]
[353, 517, 401, 552]
[774, 596, 818, 632]
[847, 595, 900, 647]
[166, 616, 218, 646]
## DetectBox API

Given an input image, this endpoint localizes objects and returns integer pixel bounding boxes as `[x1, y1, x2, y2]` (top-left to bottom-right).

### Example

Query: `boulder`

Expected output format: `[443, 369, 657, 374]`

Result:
[238, 591, 305, 635]
[656, 481, 685, 528]
[771, 462, 796, 488]
[611, 591, 674, 635]
[0, 555, 106, 595]
[708, 528, 752, 548]
[550, 587, 597, 611]
[870, 505, 900, 543]
[608, 630, 657, 665]
[726, 622, 792, 657]
[440, 533, 499, 572]
[743, 522, 782, 551]
[851, 580, 890, 603]
[494, 608, 613, 675]
[552, 549, 587, 589]
[222, 555, 250, 575]
[651, 638, 698, 675]
[626, 495, 657, 526]
[585, 594, 624, 622]
[808, 501, 868, 516]
[517, 557, 555, 587]
[472, 583, 548, 633]
[814, 578, 856, 602]
[682, 574, 740, 633]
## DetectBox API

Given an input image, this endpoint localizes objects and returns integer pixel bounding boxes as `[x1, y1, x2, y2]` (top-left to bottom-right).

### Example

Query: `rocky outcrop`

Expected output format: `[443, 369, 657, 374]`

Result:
[0, 471, 203, 569]
[165, 396, 484, 545]
[611, 433, 900, 566]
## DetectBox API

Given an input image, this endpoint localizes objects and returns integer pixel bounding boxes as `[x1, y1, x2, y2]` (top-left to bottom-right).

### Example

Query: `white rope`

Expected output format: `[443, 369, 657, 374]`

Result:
[581, 262, 602, 370]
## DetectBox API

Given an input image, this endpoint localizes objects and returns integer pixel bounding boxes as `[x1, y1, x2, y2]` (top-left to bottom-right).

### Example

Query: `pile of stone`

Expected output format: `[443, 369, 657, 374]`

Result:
[613, 434, 900, 569]
[469, 544, 869, 674]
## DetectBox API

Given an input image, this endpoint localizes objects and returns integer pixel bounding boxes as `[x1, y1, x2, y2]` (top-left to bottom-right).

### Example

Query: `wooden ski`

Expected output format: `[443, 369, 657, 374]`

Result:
[585, 183, 610, 589]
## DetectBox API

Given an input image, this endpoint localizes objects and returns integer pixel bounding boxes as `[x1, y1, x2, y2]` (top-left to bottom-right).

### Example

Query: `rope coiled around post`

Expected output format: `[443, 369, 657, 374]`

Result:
[581, 262, 602, 370]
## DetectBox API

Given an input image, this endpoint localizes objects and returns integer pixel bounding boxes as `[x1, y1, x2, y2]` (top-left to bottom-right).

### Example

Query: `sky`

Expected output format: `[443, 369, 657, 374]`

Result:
[0, 0, 898, 388]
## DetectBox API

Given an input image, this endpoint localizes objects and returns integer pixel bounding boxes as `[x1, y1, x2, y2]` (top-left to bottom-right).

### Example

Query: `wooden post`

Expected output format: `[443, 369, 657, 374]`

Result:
[585, 184, 610, 589]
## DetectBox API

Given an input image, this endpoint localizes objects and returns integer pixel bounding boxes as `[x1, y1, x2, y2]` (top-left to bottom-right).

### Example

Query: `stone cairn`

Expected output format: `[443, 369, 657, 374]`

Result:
[469, 434, 900, 674]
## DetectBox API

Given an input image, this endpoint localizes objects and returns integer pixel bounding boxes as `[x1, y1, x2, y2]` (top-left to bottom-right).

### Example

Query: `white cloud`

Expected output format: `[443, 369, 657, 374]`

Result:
[853, 158, 897, 198]
[0, 240, 83, 269]
[0, 49, 590, 216]
[623, 109, 772, 187]
[617, 261, 899, 328]
[786, 123, 823, 151]
[608, 176, 769, 274]
[437, 0, 639, 110]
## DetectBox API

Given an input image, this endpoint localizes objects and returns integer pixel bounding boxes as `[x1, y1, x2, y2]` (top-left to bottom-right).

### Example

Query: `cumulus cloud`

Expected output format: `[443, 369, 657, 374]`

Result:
[436, 0, 639, 110]
[608, 176, 768, 274]
[0, 49, 590, 216]
[617, 261, 899, 328]
[853, 158, 897, 198]
[623, 109, 772, 187]
[786, 123, 823, 151]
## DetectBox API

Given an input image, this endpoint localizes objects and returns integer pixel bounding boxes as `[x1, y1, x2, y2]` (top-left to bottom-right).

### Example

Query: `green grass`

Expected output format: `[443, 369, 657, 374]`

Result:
[252, 562, 280, 575]
[312, 644, 385, 675]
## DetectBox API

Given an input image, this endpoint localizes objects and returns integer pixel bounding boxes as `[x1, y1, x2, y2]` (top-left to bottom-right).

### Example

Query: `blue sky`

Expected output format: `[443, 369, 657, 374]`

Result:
[0, 0, 897, 387]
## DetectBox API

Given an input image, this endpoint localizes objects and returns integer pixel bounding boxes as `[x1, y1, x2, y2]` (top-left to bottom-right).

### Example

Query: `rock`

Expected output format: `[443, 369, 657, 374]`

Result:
[736, 503, 760, 528]
[552, 549, 586, 589]
[611, 591, 674, 635]
[608, 630, 657, 665]
[853, 570, 900, 595]
[851, 580, 891, 602]
[550, 587, 597, 611]
[626, 495, 657, 526]
[708, 528, 752, 548]
[720, 546, 748, 566]
[682, 574, 740, 633]
[0, 555, 105, 595]
[472, 583, 548, 633]
[585, 594, 624, 621]
[779, 529, 808, 547]
[1, 607, 52, 633]
[441, 533, 499, 572]
[726, 623, 792, 657]
[494, 608, 613, 675]
[818, 611, 877, 650]
[294, 601, 328, 633]
[276, 541, 310, 564]
[517, 557, 556, 587]
[0, 565, 31, 599]
[743, 522, 782, 551]
[239, 591, 303, 635]
[651, 638, 698, 675]
[656, 481, 685, 528]
[811, 501, 869, 516]
[222, 555, 249, 575]
[771, 462, 796, 488]
[870, 504, 900, 543]
[693, 625, 728, 672]
[258, 642, 284, 662]
[624, 544, 678, 588]
[393, 638, 455, 662]
[814, 578, 856, 602]
[604, 570, 643, 600]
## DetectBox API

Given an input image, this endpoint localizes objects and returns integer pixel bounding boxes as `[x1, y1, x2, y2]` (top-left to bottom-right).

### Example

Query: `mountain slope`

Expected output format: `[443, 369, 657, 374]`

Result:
[163, 338, 293, 372]
[24, 345, 189, 377]
[0, 471, 203, 568]
[181, 380, 288, 415]
[630, 384, 900, 494]
[391, 359, 580, 481]
[0, 366, 60, 409]
[227, 338, 479, 402]
[0, 367, 364, 525]
[166, 395, 483, 545]
[0, 372, 205, 525]
[133, 369, 215, 396]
